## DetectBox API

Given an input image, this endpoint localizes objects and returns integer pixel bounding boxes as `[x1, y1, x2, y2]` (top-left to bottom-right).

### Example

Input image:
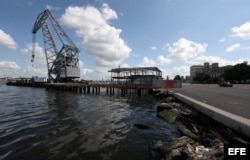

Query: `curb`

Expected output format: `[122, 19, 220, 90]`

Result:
[173, 92, 250, 139]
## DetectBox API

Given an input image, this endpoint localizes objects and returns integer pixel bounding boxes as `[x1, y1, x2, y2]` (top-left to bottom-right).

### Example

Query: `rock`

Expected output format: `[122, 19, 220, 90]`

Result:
[134, 123, 152, 129]
[186, 143, 194, 153]
[148, 88, 161, 94]
[165, 148, 188, 160]
[162, 96, 176, 103]
[149, 140, 164, 157]
[170, 102, 181, 108]
[157, 109, 180, 123]
[176, 122, 198, 140]
[159, 136, 194, 153]
[157, 103, 173, 112]
[200, 136, 214, 147]
[151, 140, 163, 149]
[203, 143, 224, 160]
[191, 144, 224, 160]
[155, 93, 168, 99]
[178, 108, 192, 117]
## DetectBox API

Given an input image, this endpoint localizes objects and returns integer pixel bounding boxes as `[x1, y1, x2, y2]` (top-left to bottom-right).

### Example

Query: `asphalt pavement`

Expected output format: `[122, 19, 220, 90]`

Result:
[169, 83, 250, 119]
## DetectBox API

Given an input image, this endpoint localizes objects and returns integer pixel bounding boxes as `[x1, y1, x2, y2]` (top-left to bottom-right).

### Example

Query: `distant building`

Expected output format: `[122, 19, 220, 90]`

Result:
[190, 62, 233, 83]
[190, 65, 203, 82]
[184, 75, 190, 83]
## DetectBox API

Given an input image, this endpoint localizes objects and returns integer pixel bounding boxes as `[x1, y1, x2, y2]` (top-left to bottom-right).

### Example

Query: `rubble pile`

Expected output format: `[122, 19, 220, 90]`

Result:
[148, 88, 249, 160]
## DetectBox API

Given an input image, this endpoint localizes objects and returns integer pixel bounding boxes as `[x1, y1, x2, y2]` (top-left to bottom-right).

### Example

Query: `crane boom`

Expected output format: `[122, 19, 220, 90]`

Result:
[31, 9, 80, 82]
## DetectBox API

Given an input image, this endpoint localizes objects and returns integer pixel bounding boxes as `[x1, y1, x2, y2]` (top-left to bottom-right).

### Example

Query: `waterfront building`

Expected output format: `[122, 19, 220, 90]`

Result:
[190, 62, 233, 83]
[108, 67, 164, 87]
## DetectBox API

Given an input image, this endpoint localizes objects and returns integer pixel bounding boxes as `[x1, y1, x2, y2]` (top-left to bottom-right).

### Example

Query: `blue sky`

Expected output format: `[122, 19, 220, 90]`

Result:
[1, 0, 250, 80]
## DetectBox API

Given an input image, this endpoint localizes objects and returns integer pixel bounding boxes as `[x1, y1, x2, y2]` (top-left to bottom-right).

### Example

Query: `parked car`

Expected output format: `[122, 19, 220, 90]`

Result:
[219, 81, 233, 87]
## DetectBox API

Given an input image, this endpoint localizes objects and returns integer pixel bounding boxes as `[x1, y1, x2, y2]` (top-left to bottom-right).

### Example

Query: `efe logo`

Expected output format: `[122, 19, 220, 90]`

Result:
[224, 144, 249, 160]
[228, 148, 246, 155]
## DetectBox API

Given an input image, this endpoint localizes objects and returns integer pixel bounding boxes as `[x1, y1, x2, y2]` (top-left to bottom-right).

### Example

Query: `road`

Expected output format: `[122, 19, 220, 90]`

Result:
[169, 84, 250, 119]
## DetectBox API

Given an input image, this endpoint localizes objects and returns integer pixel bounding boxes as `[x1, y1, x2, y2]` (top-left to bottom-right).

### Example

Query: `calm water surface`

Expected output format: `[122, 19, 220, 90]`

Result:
[0, 82, 179, 160]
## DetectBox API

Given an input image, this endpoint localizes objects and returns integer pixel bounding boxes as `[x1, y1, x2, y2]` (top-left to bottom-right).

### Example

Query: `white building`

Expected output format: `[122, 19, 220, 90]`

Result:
[190, 65, 203, 82]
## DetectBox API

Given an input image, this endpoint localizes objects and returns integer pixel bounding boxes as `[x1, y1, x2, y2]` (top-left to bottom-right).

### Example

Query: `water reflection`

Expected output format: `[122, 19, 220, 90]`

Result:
[43, 91, 133, 159]
[0, 85, 178, 160]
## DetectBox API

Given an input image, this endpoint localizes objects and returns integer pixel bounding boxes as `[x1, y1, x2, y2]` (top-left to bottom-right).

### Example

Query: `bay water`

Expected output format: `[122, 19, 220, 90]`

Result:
[0, 82, 179, 160]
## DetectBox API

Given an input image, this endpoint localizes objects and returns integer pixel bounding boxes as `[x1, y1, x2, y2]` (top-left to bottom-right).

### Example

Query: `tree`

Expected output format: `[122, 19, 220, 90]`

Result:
[223, 62, 250, 82]
[193, 73, 211, 83]
[174, 75, 181, 80]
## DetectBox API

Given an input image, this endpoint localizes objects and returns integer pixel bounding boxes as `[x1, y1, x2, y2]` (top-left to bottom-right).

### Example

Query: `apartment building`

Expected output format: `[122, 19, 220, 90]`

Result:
[190, 62, 232, 82]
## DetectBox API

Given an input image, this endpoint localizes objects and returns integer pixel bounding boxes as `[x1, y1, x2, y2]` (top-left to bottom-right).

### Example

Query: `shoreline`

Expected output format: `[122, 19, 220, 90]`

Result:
[149, 88, 249, 159]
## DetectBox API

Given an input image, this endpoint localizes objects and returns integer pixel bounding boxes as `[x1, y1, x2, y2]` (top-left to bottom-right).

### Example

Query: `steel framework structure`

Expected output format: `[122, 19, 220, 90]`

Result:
[109, 67, 162, 85]
[31, 9, 80, 82]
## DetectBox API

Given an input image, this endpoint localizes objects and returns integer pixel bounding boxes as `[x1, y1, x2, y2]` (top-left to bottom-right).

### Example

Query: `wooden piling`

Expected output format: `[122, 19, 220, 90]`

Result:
[44, 83, 155, 96]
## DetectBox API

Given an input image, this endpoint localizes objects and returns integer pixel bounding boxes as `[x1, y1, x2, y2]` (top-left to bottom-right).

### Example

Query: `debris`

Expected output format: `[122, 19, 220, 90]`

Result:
[191, 123, 199, 134]
[159, 136, 194, 153]
[176, 122, 198, 140]
[200, 136, 214, 147]
[149, 88, 250, 160]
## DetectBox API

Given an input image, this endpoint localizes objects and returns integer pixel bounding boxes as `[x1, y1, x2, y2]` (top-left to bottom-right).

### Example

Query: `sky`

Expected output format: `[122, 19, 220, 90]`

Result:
[1, 0, 250, 80]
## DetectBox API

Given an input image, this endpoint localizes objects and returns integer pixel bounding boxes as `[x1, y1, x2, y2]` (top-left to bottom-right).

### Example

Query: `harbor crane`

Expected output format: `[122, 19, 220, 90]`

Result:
[31, 9, 80, 82]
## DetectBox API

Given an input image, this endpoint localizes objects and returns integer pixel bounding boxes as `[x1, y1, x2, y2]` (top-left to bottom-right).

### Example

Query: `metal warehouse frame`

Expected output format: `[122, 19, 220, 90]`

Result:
[109, 67, 162, 85]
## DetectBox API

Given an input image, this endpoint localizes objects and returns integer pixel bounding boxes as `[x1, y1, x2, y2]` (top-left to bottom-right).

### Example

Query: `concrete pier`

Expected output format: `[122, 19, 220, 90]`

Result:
[45, 83, 155, 96]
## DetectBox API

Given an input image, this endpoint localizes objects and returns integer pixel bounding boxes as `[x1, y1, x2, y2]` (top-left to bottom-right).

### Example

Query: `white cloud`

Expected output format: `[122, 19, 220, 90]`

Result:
[157, 55, 172, 65]
[151, 46, 157, 50]
[23, 65, 47, 77]
[159, 66, 190, 79]
[231, 21, 250, 39]
[21, 43, 47, 68]
[0, 43, 48, 78]
[18, 43, 48, 77]
[168, 38, 207, 60]
[0, 29, 17, 50]
[120, 62, 130, 68]
[60, 4, 131, 69]
[137, 57, 155, 67]
[81, 66, 111, 80]
[162, 43, 170, 51]
[101, 3, 118, 20]
[186, 55, 247, 67]
[0, 61, 20, 69]
[173, 66, 190, 76]
[219, 38, 225, 42]
[78, 59, 111, 80]
[46, 5, 59, 11]
[242, 46, 250, 50]
[79, 60, 84, 68]
[226, 43, 240, 52]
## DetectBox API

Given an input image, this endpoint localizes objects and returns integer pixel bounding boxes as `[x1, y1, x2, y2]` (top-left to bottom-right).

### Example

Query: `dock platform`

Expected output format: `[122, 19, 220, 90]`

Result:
[45, 83, 157, 96]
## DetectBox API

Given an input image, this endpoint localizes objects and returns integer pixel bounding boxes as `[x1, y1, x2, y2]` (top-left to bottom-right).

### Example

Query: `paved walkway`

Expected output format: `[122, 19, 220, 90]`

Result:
[169, 84, 250, 138]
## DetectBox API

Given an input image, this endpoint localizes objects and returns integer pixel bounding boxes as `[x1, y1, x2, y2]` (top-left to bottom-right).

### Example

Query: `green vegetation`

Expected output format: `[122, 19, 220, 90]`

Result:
[223, 61, 250, 83]
[174, 75, 181, 80]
